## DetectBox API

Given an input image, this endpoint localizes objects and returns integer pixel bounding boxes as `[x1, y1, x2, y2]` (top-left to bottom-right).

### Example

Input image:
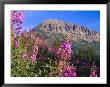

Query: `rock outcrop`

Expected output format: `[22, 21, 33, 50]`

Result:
[33, 19, 100, 42]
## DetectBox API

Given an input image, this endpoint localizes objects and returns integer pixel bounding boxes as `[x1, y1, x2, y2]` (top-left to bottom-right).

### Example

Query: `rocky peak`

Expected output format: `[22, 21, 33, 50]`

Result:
[33, 19, 100, 42]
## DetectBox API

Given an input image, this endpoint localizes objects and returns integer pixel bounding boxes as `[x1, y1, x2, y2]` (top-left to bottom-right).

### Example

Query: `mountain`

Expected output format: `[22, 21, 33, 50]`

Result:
[32, 19, 100, 55]
[33, 19, 100, 42]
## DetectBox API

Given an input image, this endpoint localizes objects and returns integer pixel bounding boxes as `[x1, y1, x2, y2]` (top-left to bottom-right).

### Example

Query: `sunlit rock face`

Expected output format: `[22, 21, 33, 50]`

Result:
[33, 19, 100, 42]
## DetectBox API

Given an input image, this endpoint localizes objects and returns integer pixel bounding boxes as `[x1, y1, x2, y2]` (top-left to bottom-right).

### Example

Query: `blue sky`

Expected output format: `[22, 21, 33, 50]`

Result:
[22, 10, 100, 32]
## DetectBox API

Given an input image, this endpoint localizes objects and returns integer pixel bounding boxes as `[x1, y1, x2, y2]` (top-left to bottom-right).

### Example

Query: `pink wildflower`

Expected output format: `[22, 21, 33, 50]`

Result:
[22, 53, 28, 60]
[56, 41, 72, 61]
[90, 70, 97, 77]
[14, 37, 20, 47]
[62, 65, 77, 77]
[30, 53, 37, 63]
[90, 63, 98, 77]
[11, 10, 24, 36]
[31, 34, 36, 40]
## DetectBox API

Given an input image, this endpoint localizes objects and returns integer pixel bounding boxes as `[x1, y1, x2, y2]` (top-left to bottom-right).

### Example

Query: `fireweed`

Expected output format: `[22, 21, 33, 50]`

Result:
[62, 65, 77, 77]
[56, 41, 77, 77]
[13, 37, 20, 47]
[90, 63, 97, 77]
[30, 53, 37, 63]
[11, 11, 99, 77]
[11, 11, 38, 63]
[21, 37, 39, 63]
[56, 41, 72, 61]
[11, 11, 24, 36]
[11, 11, 24, 47]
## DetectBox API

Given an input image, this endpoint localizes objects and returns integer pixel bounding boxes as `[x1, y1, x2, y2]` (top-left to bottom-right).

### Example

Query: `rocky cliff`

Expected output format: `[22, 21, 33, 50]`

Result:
[33, 19, 100, 42]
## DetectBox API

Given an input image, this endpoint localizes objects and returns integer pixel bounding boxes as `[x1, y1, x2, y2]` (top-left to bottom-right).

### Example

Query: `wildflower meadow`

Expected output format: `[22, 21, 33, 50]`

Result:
[11, 11, 100, 77]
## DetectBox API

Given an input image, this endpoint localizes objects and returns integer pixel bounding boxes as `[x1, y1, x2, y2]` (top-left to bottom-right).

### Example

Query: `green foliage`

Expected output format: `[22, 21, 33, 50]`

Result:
[11, 46, 58, 77]
[35, 46, 58, 77]
[73, 44, 99, 63]
[86, 46, 95, 62]
[76, 65, 90, 77]
[11, 35, 58, 77]
[53, 37, 61, 48]
[11, 57, 36, 77]
[11, 29, 100, 77]
[35, 57, 58, 77]
[27, 41, 33, 52]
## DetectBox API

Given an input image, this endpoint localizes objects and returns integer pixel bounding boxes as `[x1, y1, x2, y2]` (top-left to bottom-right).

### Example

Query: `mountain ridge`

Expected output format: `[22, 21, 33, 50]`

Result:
[33, 19, 100, 42]
[32, 19, 100, 56]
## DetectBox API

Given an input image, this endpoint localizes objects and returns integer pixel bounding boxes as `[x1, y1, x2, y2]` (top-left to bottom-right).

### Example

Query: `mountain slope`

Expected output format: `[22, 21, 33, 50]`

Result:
[32, 19, 100, 55]
[33, 19, 100, 42]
